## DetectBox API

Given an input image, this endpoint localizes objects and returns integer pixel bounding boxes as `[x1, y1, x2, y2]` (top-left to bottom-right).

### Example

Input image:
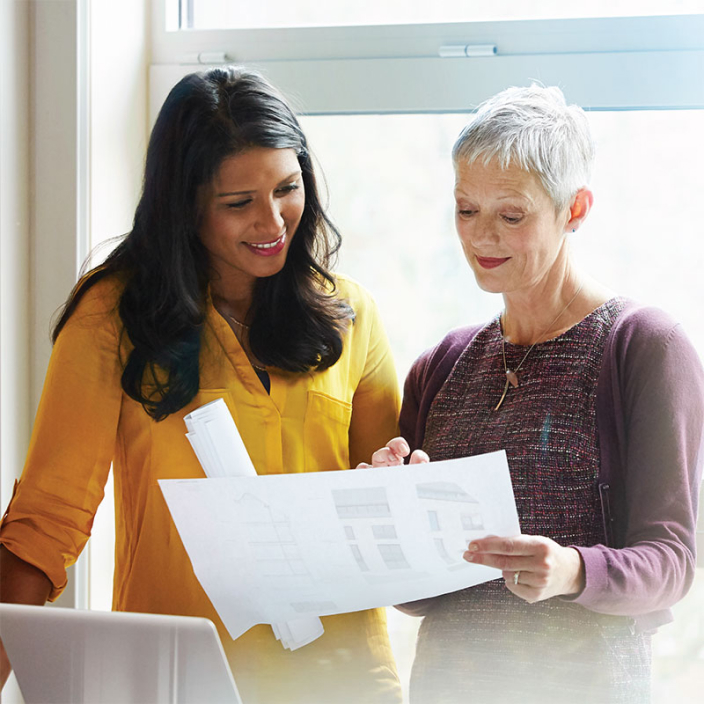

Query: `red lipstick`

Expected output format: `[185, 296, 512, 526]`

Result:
[476, 256, 510, 269]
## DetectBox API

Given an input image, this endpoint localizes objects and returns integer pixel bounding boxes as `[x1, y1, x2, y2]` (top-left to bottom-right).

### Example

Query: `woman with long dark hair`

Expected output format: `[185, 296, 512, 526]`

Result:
[0, 67, 402, 704]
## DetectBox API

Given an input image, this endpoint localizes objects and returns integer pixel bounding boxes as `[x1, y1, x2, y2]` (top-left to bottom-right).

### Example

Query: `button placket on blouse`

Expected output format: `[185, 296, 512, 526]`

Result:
[207, 306, 285, 474]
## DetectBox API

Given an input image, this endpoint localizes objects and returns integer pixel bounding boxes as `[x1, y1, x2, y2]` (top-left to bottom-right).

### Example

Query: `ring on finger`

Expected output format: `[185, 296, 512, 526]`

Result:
[513, 571, 520, 586]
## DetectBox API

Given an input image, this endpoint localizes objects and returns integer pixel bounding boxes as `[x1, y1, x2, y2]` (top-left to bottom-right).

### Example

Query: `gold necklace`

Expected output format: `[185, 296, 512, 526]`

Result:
[494, 284, 584, 412]
[227, 314, 250, 331]
[216, 306, 268, 373]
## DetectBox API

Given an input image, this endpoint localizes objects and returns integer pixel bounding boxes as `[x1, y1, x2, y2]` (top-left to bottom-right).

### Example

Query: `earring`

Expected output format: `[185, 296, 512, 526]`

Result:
[572, 228, 576, 233]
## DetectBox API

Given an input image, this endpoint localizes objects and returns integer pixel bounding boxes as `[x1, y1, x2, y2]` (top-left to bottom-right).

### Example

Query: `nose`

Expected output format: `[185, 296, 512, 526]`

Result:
[457, 214, 498, 247]
[255, 198, 285, 237]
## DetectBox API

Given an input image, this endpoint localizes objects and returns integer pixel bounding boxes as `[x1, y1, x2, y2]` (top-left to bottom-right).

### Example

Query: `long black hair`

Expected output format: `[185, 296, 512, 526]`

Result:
[52, 67, 353, 421]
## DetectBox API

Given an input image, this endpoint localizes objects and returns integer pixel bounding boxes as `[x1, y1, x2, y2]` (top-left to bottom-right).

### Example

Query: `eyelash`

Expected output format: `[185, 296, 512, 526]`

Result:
[502, 214, 523, 224]
[226, 183, 300, 210]
[457, 209, 523, 225]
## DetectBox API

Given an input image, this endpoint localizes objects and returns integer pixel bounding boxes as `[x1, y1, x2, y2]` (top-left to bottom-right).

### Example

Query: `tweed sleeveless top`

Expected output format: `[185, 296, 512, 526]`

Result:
[410, 299, 651, 704]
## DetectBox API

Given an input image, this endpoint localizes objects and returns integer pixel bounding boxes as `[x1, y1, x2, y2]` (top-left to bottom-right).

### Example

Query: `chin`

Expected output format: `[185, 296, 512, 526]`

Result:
[472, 272, 505, 295]
[252, 262, 288, 281]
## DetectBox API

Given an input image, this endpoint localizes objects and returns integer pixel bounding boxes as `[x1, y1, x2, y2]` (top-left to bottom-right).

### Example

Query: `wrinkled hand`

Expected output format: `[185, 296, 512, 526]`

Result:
[464, 534, 585, 603]
[356, 437, 429, 468]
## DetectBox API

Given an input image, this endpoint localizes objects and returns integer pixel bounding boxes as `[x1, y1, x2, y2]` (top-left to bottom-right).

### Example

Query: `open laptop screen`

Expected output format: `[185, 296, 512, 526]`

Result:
[0, 604, 242, 704]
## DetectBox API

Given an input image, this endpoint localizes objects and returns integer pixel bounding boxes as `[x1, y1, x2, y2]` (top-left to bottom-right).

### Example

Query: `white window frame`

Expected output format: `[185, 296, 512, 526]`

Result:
[151, 2, 704, 117]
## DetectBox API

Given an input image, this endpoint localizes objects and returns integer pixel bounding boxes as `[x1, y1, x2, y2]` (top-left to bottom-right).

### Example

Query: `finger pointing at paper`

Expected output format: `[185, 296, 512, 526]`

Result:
[356, 437, 430, 468]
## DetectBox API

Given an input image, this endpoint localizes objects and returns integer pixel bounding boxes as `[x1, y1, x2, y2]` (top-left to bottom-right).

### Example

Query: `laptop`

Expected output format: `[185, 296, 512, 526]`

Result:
[0, 604, 242, 704]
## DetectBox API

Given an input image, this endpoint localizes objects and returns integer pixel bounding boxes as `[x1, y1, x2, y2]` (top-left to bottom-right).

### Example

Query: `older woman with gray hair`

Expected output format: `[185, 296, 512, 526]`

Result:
[367, 85, 704, 702]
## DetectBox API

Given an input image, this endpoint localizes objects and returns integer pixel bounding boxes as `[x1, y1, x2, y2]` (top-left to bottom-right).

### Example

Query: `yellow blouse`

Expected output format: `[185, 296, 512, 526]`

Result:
[0, 273, 402, 704]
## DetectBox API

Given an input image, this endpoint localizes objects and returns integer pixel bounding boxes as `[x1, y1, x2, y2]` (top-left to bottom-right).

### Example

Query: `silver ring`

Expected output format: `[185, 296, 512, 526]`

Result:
[513, 571, 520, 586]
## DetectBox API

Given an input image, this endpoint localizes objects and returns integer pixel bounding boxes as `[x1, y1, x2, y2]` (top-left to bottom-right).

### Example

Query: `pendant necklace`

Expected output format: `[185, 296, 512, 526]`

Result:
[494, 284, 584, 411]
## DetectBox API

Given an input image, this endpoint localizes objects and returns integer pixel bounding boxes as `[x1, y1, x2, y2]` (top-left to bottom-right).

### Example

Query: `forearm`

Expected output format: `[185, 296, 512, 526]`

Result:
[578, 313, 704, 619]
[0, 544, 52, 689]
[0, 544, 52, 604]
[569, 539, 695, 617]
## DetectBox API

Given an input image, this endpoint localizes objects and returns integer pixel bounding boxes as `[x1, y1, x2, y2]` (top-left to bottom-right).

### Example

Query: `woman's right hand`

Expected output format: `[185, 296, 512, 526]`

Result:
[0, 545, 53, 690]
[356, 437, 430, 468]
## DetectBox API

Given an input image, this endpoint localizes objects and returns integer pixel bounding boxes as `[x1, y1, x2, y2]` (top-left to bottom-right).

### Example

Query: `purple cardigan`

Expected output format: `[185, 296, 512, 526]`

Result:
[399, 302, 704, 632]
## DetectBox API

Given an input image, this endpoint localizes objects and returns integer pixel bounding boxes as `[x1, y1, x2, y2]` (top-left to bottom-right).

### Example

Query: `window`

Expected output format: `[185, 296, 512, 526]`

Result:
[378, 544, 411, 570]
[297, 109, 704, 376]
[372, 524, 398, 540]
[181, 0, 704, 30]
[428, 511, 441, 531]
[349, 544, 369, 572]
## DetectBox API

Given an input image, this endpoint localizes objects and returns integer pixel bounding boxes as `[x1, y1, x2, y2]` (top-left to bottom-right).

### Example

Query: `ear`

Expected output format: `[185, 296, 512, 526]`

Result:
[566, 188, 594, 232]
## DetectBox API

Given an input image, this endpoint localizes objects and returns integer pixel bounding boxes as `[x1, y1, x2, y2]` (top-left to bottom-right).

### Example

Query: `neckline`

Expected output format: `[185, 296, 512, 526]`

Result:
[497, 296, 622, 349]
[205, 299, 283, 409]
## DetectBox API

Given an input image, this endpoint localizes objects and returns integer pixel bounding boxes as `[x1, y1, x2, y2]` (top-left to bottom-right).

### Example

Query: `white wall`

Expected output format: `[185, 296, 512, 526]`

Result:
[1, 0, 32, 514]
[86, 0, 149, 612]
[31, 0, 84, 410]
[0, 0, 149, 623]
[89, 0, 149, 256]
[1, 3, 32, 700]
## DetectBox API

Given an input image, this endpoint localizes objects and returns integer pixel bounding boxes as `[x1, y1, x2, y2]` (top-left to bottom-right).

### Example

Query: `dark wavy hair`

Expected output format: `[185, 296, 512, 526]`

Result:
[52, 67, 353, 421]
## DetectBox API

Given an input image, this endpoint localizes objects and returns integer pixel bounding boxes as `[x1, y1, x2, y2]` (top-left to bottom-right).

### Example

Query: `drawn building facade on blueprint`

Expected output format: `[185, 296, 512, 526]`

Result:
[236, 494, 312, 583]
[416, 481, 484, 569]
[332, 487, 405, 574]
[233, 493, 337, 614]
[333, 482, 485, 577]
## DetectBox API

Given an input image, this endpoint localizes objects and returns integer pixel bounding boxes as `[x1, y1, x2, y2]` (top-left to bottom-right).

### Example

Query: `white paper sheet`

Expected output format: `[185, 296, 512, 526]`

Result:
[160, 450, 519, 642]
[183, 398, 324, 649]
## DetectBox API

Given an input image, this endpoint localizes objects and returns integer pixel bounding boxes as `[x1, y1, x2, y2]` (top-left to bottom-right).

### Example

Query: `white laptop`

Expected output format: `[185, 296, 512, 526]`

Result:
[0, 604, 242, 704]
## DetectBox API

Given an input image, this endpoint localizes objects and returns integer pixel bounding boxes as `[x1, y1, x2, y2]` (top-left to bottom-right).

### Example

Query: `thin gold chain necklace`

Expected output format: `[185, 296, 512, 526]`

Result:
[494, 284, 584, 412]
[214, 303, 268, 373]
[226, 313, 250, 331]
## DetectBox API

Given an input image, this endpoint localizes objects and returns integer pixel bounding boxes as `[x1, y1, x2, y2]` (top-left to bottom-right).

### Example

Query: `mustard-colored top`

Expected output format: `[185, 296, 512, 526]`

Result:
[0, 273, 402, 704]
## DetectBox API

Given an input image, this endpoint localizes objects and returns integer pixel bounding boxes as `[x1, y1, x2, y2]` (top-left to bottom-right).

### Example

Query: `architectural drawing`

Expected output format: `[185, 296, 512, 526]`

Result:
[333, 487, 414, 579]
[160, 450, 519, 641]
[417, 482, 485, 568]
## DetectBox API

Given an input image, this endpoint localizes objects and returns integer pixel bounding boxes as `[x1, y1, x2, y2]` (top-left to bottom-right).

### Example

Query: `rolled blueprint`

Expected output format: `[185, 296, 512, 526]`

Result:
[183, 398, 324, 650]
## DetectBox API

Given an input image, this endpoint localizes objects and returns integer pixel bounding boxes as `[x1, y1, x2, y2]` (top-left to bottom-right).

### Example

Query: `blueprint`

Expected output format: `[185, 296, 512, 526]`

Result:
[160, 443, 519, 642]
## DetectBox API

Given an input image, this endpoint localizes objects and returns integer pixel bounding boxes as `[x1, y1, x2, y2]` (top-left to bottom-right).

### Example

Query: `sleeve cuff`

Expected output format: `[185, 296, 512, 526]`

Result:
[0, 526, 69, 601]
[559, 545, 608, 607]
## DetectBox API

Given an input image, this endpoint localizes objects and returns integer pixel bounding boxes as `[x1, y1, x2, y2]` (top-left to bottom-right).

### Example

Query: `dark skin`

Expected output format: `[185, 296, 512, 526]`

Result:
[0, 545, 52, 688]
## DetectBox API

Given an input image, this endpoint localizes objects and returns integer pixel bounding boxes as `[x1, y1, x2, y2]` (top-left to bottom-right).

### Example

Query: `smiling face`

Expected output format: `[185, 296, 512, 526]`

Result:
[454, 158, 572, 296]
[198, 147, 305, 299]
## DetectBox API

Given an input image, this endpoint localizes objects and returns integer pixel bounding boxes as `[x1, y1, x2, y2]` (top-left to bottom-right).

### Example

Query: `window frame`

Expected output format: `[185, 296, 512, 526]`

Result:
[151, 3, 704, 117]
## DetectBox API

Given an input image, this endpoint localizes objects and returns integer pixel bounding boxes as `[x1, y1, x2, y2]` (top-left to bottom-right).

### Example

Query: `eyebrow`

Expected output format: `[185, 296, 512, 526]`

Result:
[216, 170, 302, 198]
[454, 189, 533, 204]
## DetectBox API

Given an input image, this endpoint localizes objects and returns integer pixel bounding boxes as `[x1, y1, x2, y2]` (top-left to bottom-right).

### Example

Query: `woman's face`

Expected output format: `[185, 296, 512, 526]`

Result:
[199, 147, 305, 295]
[454, 158, 571, 296]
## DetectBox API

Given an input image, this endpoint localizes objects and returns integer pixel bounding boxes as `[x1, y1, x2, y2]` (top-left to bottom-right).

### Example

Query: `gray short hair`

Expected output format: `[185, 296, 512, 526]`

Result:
[452, 85, 595, 210]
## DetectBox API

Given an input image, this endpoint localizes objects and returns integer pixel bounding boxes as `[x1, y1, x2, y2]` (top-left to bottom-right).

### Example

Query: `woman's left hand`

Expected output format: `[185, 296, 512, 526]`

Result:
[464, 535, 585, 603]
[356, 437, 430, 469]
